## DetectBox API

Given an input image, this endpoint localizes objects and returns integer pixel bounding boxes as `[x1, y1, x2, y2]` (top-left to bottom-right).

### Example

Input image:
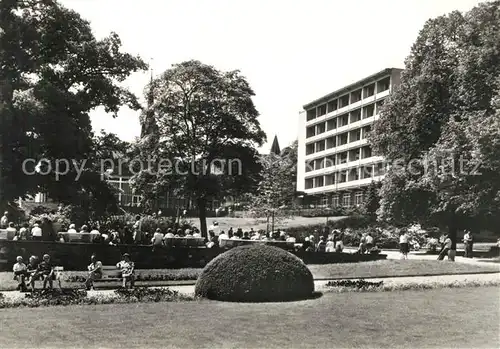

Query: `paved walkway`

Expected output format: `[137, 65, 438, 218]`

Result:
[2, 249, 498, 302]
[2, 272, 499, 302]
[344, 247, 499, 266]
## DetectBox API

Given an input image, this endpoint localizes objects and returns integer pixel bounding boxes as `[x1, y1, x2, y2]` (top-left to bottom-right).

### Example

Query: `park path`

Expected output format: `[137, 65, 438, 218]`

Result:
[344, 247, 498, 266]
[2, 272, 499, 302]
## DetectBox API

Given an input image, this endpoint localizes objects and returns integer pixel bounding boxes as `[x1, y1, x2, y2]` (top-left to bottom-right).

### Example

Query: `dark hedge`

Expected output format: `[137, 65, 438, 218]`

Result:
[194, 244, 314, 302]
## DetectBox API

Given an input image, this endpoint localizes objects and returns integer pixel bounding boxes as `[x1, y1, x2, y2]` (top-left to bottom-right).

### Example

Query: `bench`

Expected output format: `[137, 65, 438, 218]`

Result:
[0, 229, 16, 240]
[94, 265, 122, 282]
[219, 238, 295, 250]
[29, 266, 64, 289]
[164, 237, 206, 247]
[57, 231, 100, 243]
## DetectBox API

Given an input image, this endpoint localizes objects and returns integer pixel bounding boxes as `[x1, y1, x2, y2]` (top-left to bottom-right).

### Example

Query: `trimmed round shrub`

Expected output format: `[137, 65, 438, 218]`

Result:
[195, 244, 314, 302]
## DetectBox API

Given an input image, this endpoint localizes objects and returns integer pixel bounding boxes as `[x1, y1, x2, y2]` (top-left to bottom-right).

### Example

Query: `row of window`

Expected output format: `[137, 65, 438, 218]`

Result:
[304, 163, 386, 189]
[306, 76, 391, 121]
[306, 100, 383, 138]
[306, 125, 372, 155]
[305, 146, 373, 172]
[313, 192, 364, 208]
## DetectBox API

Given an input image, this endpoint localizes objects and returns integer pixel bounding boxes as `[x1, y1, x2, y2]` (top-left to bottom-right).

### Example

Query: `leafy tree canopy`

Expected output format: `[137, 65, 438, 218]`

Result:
[134, 60, 266, 236]
[370, 1, 500, 245]
[0, 0, 147, 212]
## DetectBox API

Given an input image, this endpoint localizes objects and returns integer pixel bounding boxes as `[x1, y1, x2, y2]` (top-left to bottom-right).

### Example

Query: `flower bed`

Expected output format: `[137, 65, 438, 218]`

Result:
[0, 287, 194, 308]
[326, 279, 384, 289]
[324, 278, 500, 293]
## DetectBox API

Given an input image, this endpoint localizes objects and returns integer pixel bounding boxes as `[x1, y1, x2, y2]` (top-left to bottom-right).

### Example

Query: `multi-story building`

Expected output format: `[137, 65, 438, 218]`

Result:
[297, 68, 402, 208]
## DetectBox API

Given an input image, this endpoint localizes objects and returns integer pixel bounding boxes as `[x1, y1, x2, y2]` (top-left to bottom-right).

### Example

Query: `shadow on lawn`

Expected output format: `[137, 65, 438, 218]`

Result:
[206, 291, 324, 303]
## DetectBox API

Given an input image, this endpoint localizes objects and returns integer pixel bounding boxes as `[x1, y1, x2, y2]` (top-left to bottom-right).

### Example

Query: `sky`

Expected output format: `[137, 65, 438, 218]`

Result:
[60, 0, 485, 152]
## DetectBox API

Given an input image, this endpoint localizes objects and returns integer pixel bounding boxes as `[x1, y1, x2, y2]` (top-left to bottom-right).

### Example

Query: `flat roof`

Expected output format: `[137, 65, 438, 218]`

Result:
[303, 68, 403, 110]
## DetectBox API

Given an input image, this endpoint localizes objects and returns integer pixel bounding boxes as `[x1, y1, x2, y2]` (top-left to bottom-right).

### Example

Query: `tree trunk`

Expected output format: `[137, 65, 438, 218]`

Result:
[0, 78, 9, 210]
[197, 197, 208, 239]
[448, 219, 458, 251]
[271, 210, 275, 233]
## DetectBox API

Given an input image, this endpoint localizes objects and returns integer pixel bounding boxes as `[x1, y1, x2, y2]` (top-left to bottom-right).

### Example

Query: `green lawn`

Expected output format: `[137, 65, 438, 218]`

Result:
[1, 260, 498, 291]
[189, 216, 342, 232]
[0, 287, 498, 348]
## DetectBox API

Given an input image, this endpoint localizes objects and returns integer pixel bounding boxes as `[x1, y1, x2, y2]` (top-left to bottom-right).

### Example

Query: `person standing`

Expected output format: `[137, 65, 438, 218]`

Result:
[463, 230, 473, 258]
[399, 230, 409, 259]
[133, 228, 142, 244]
[365, 232, 374, 253]
[438, 234, 452, 261]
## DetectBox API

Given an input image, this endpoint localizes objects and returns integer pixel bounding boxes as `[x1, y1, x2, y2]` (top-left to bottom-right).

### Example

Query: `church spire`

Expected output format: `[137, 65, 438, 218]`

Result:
[270, 135, 281, 155]
[141, 59, 157, 138]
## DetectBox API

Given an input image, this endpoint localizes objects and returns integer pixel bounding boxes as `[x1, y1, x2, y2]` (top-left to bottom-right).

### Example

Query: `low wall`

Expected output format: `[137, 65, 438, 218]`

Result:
[0, 241, 387, 271]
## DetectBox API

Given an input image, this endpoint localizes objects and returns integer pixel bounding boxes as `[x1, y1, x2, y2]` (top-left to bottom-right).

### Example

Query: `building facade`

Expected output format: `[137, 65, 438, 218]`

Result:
[297, 68, 402, 208]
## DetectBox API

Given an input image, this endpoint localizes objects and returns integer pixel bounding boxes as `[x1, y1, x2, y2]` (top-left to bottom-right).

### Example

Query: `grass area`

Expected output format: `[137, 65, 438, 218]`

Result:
[1, 260, 498, 291]
[309, 259, 500, 279]
[188, 216, 343, 232]
[0, 287, 498, 348]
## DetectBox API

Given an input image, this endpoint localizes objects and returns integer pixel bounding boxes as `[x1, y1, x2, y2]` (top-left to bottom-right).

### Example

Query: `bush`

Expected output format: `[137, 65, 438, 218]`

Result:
[113, 287, 190, 302]
[195, 244, 314, 302]
[136, 216, 195, 234]
[30, 205, 57, 216]
[0, 287, 194, 308]
[330, 214, 371, 230]
[24, 288, 88, 306]
[284, 224, 327, 242]
[326, 279, 384, 289]
[28, 212, 70, 235]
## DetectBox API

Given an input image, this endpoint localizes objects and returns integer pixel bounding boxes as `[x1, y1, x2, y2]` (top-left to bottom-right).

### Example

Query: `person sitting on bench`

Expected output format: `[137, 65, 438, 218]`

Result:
[27, 255, 39, 291]
[85, 254, 102, 290]
[37, 254, 55, 289]
[13, 256, 28, 292]
[116, 253, 135, 289]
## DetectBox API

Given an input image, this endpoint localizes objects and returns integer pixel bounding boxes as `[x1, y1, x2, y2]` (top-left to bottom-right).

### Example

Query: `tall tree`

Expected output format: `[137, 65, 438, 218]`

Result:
[370, 1, 500, 251]
[362, 181, 382, 221]
[0, 0, 147, 210]
[249, 140, 298, 224]
[134, 60, 265, 237]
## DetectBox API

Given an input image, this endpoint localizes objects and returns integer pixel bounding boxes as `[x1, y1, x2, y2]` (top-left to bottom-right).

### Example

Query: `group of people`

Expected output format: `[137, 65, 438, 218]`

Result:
[1, 211, 44, 241]
[398, 229, 475, 260]
[300, 229, 345, 253]
[12, 252, 136, 292]
[12, 254, 56, 292]
[211, 226, 296, 246]
[355, 232, 376, 254]
[437, 230, 474, 260]
[84, 253, 135, 290]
